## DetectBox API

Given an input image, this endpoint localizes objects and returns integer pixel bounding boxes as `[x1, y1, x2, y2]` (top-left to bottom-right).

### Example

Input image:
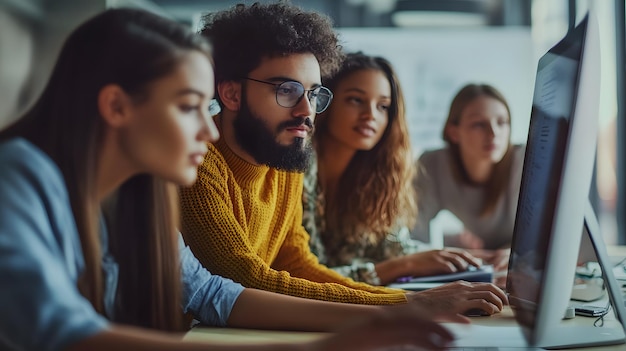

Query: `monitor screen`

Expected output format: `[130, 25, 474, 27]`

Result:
[505, 13, 624, 348]
[506, 21, 583, 326]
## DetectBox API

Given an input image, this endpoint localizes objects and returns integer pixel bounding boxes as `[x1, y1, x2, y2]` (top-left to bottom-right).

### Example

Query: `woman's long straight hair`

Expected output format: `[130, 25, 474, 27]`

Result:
[315, 52, 417, 254]
[442, 83, 514, 217]
[0, 8, 212, 331]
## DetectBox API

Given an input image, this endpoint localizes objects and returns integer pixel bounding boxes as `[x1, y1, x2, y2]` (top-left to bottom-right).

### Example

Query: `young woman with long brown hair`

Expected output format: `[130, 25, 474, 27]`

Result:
[411, 83, 525, 271]
[303, 52, 483, 286]
[0, 8, 469, 351]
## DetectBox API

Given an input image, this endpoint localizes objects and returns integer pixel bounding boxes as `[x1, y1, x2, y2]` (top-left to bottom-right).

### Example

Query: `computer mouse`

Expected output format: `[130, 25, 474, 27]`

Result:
[463, 308, 491, 317]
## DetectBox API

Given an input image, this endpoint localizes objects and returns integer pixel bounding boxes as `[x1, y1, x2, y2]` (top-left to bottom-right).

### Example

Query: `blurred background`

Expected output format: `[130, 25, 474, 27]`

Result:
[0, 0, 623, 245]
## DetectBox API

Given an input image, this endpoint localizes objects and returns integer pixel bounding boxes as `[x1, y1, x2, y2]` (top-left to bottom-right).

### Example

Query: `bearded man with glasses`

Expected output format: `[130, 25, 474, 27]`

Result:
[179, 2, 507, 314]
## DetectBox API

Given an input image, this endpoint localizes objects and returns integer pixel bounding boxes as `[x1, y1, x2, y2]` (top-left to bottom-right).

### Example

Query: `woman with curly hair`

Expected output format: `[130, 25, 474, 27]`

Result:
[303, 52, 482, 286]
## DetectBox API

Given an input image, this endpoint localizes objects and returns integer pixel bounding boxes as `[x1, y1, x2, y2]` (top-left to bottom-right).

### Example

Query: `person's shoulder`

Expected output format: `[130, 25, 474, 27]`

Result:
[0, 138, 58, 177]
[510, 144, 526, 163]
[0, 138, 67, 201]
[200, 140, 230, 175]
[205, 140, 227, 163]
[508, 144, 527, 186]
[418, 147, 449, 159]
[303, 169, 316, 195]
[414, 148, 454, 187]
[303, 150, 318, 182]
[0, 137, 39, 161]
[417, 147, 450, 168]
[511, 144, 526, 154]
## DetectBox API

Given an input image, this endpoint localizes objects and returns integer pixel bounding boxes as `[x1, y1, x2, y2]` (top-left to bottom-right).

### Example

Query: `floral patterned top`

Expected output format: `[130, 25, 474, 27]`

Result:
[302, 154, 428, 285]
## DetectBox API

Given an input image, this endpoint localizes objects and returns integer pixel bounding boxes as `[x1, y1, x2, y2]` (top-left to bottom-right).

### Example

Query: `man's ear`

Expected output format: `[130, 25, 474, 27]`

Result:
[217, 81, 242, 111]
[98, 84, 132, 128]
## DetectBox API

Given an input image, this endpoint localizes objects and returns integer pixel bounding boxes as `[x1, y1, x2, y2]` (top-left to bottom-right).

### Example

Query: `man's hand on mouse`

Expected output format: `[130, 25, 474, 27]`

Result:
[406, 281, 509, 318]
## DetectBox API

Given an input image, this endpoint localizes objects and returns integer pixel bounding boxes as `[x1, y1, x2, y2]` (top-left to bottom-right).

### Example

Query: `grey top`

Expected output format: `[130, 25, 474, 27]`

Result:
[410, 145, 525, 250]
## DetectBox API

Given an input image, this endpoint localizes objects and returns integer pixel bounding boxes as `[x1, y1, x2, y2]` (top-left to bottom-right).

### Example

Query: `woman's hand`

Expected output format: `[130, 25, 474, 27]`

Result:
[468, 248, 510, 288]
[468, 248, 510, 271]
[304, 304, 466, 351]
[406, 281, 508, 316]
[375, 248, 482, 284]
[405, 248, 483, 276]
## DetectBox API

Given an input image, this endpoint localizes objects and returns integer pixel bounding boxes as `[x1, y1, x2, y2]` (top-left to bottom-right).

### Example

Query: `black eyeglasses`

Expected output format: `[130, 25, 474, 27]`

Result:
[243, 77, 333, 114]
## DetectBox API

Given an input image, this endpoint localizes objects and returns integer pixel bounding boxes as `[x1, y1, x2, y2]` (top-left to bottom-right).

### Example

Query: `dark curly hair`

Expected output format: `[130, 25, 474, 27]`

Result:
[201, 1, 343, 105]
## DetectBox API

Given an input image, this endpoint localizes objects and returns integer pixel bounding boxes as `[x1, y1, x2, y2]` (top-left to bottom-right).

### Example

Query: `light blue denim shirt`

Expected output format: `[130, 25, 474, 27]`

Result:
[0, 138, 244, 351]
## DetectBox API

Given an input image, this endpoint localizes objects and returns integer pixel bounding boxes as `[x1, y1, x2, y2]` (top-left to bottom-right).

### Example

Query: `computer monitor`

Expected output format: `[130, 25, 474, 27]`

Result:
[506, 12, 626, 348]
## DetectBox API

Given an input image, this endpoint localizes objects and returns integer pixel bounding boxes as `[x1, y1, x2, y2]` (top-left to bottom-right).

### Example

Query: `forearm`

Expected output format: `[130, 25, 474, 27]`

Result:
[372, 228, 425, 285]
[271, 258, 406, 303]
[274, 228, 404, 298]
[186, 230, 405, 305]
[330, 263, 381, 286]
[286, 256, 397, 294]
[375, 257, 411, 285]
[66, 326, 304, 351]
[227, 288, 386, 332]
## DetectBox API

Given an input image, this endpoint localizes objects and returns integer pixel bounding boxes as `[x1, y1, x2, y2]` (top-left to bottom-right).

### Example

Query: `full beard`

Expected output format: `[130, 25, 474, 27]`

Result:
[233, 99, 314, 173]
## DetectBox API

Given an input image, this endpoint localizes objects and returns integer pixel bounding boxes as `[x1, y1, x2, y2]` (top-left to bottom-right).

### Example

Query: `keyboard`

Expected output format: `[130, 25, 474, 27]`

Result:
[391, 265, 493, 284]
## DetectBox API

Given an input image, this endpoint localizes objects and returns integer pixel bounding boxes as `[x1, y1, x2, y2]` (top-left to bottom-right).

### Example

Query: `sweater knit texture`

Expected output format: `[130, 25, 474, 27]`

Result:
[180, 128, 407, 305]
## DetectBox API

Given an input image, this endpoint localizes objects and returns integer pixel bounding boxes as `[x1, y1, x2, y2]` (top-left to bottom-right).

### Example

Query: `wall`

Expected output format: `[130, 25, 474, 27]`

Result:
[0, 0, 105, 129]
[0, 8, 34, 128]
[338, 27, 535, 154]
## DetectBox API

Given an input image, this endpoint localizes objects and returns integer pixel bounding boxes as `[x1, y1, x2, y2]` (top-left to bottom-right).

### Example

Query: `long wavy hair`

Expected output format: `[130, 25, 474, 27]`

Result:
[442, 83, 514, 217]
[0, 8, 212, 331]
[315, 52, 416, 252]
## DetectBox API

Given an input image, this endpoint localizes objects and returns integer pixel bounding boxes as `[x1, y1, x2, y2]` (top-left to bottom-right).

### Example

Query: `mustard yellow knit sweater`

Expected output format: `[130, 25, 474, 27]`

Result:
[180, 135, 407, 305]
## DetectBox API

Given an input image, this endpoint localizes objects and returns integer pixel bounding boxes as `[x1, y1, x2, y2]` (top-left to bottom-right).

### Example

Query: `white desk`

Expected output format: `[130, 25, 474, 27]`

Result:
[184, 327, 325, 345]
[608, 246, 626, 262]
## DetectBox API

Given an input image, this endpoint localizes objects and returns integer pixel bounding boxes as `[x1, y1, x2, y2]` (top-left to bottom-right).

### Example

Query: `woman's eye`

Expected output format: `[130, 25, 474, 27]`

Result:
[472, 122, 487, 129]
[179, 104, 199, 113]
[378, 104, 390, 111]
[347, 97, 361, 104]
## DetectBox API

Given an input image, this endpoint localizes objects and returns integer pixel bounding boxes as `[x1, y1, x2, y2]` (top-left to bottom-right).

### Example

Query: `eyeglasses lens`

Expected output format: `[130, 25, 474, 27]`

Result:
[276, 81, 332, 114]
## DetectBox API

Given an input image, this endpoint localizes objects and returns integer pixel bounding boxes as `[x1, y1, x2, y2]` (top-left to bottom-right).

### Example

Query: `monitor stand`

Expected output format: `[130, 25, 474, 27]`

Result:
[539, 201, 626, 349]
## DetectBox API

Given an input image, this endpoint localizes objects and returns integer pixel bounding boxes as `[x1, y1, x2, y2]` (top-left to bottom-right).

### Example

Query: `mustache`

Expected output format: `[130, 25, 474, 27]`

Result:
[277, 117, 314, 132]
